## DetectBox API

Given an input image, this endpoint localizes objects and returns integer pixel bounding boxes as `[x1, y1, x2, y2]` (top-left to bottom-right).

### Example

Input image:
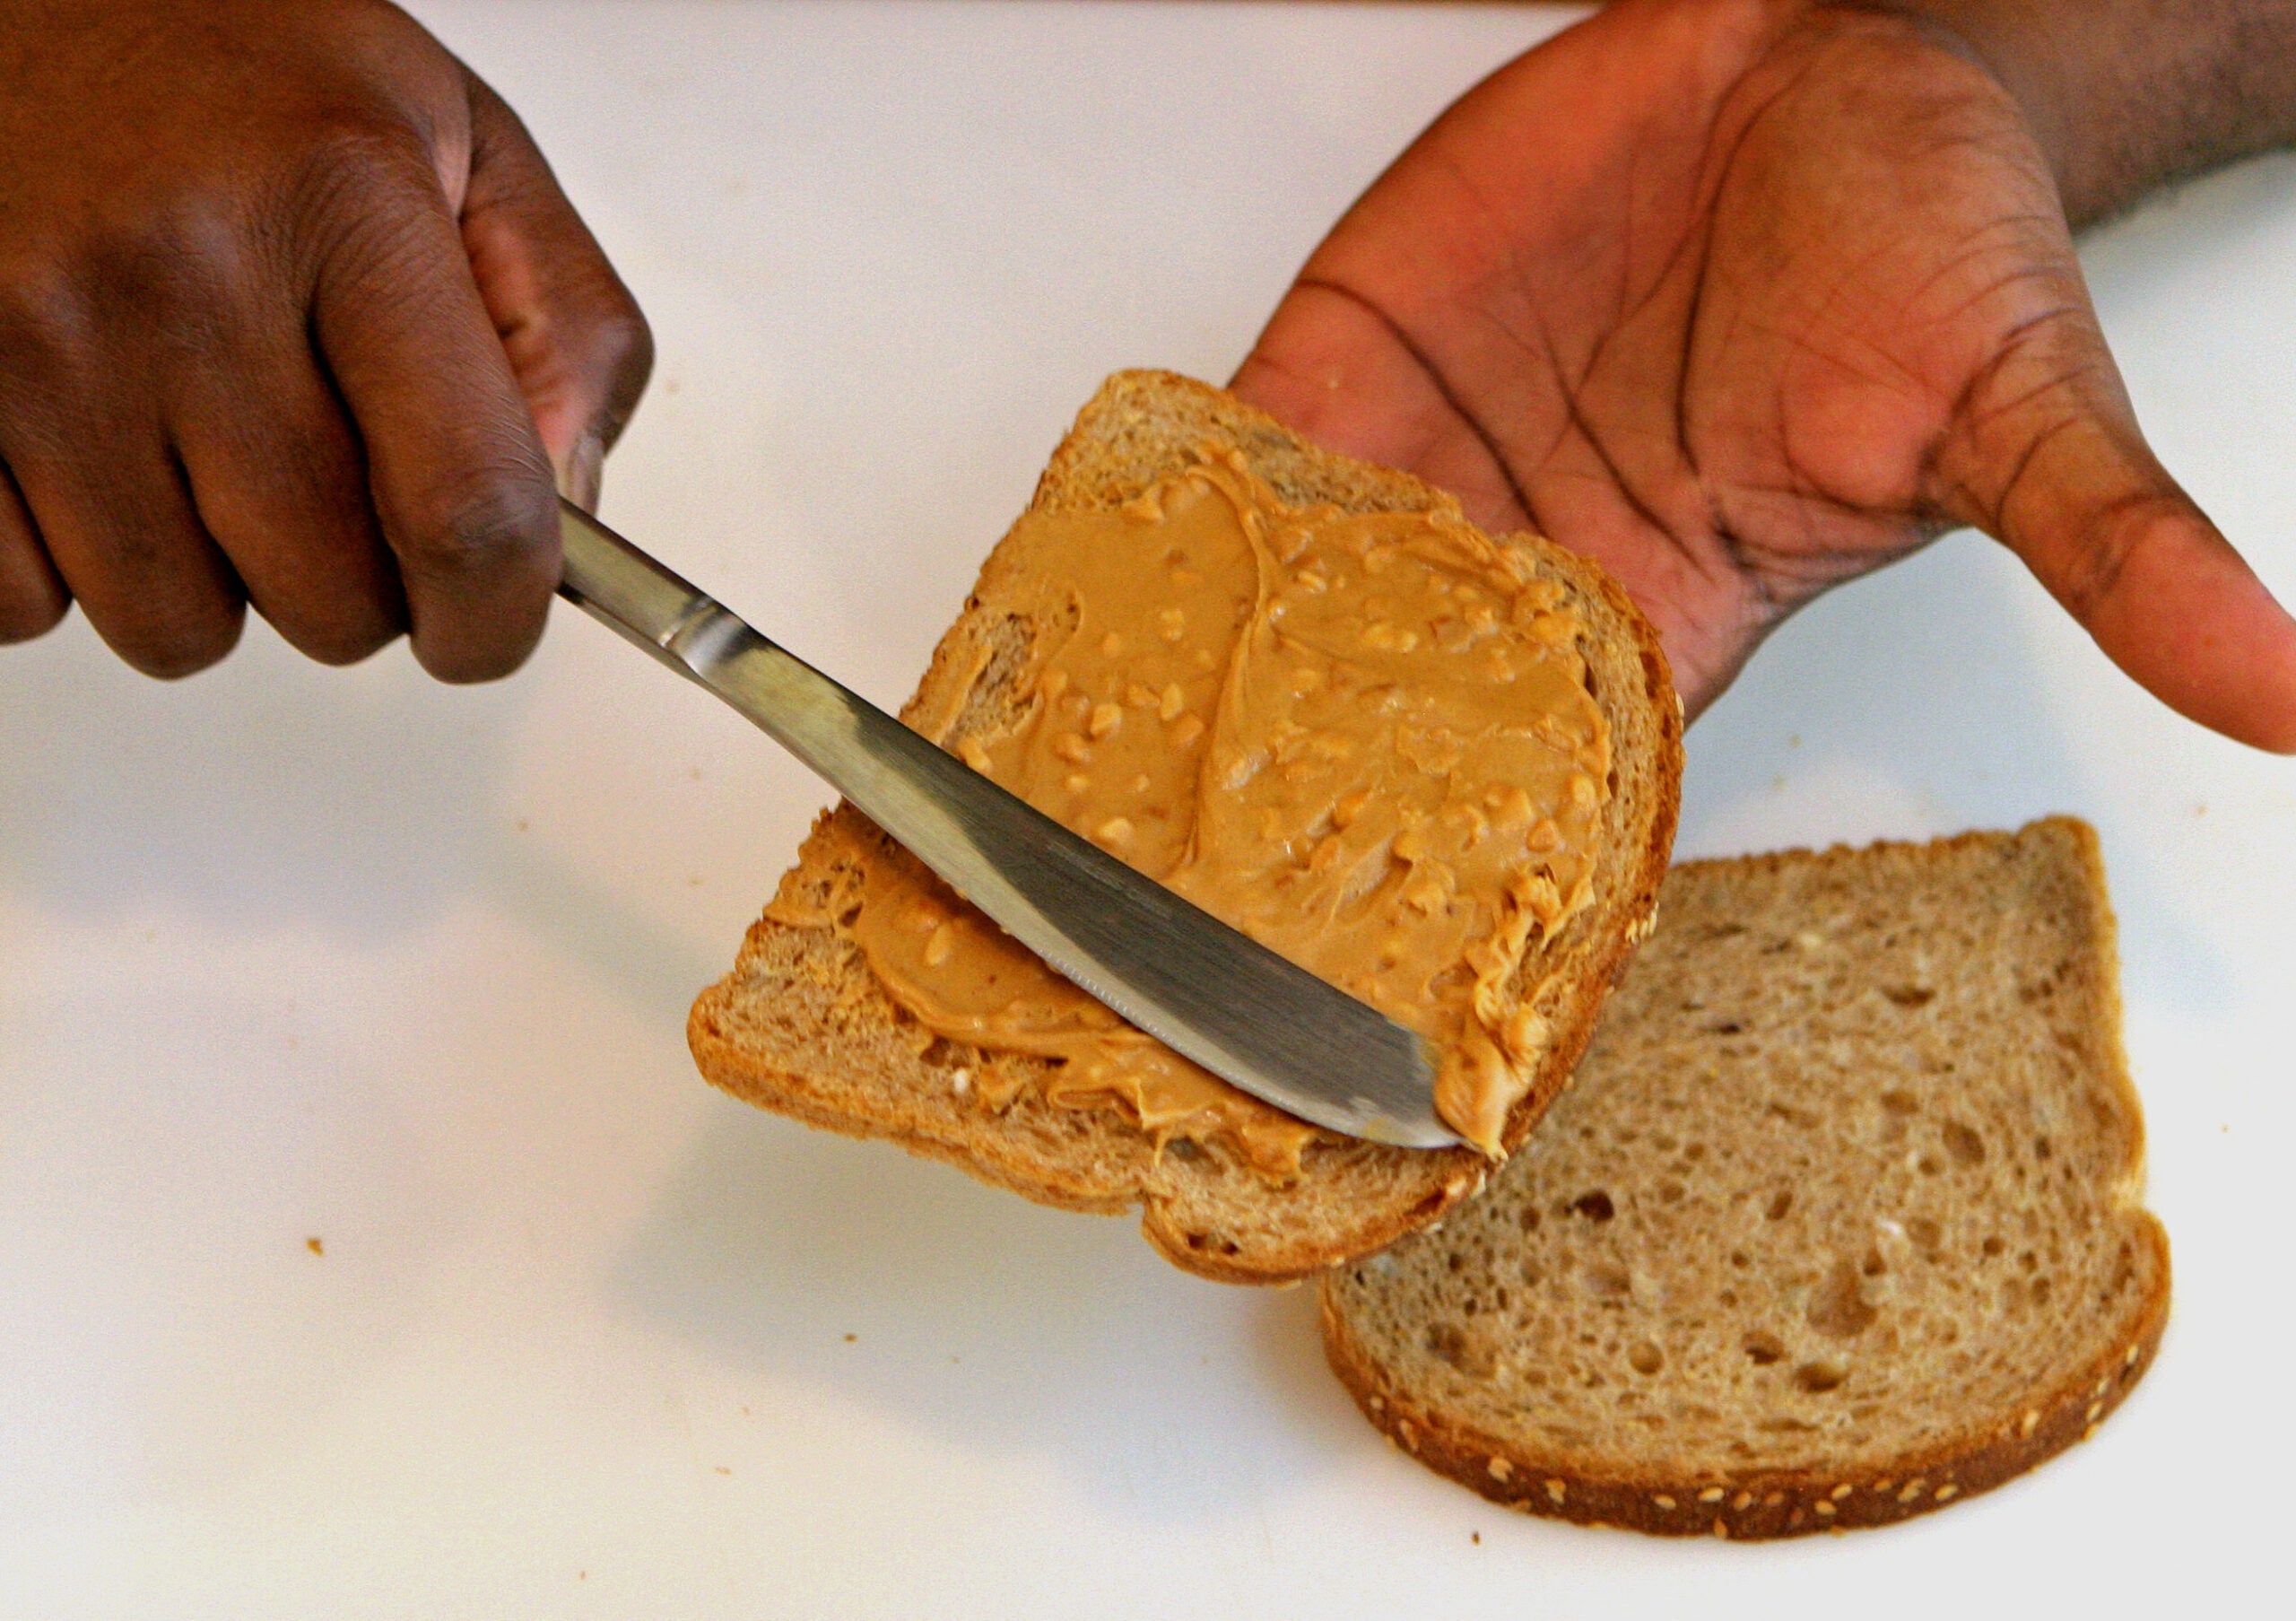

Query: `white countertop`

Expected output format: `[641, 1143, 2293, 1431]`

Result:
[4, 4, 2291, 1616]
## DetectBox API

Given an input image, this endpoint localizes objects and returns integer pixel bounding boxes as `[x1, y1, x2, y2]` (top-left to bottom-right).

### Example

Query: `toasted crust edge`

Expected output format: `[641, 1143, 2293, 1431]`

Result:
[1318, 1219, 2168, 1538]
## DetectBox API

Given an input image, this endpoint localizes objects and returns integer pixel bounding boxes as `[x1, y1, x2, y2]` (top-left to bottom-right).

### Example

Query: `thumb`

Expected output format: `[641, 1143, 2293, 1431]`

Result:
[458, 76, 654, 510]
[1944, 314, 2296, 754]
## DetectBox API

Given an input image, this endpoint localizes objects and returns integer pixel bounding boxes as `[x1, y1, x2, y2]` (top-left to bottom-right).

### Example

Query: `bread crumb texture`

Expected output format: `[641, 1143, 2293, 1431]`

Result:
[687, 370, 1681, 1284]
[1321, 819, 2169, 1536]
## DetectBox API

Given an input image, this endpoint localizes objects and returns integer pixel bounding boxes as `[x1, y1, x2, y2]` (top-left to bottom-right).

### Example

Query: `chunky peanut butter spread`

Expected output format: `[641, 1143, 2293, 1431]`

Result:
[770, 449, 1613, 1172]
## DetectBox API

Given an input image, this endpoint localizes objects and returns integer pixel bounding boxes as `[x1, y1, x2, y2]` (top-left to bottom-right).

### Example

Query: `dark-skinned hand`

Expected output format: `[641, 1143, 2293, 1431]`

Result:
[0, 0, 650, 681]
[1235, 0, 2296, 751]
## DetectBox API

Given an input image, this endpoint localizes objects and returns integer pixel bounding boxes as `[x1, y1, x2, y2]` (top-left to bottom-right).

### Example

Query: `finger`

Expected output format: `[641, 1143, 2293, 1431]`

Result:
[1943, 320, 2296, 754]
[170, 324, 406, 668]
[310, 148, 560, 684]
[460, 76, 652, 510]
[2, 430, 247, 679]
[0, 458, 71, 644]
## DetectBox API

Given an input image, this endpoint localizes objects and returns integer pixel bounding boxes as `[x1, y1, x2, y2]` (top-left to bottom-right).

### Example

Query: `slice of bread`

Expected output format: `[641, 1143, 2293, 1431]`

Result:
[688, 370, 1682, 1284]
[1320, 819, 2169, 1536]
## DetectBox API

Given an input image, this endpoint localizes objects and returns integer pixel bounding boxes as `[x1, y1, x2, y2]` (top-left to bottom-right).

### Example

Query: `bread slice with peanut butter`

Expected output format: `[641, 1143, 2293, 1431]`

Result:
[1320, 820, 2170, 1534]
[688, 370, 1681, 1284]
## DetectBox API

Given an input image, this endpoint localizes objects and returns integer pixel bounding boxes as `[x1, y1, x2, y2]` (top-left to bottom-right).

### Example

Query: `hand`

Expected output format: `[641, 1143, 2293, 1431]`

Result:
[0, 0, 651, 681]
[1233, 0, 2296, 751]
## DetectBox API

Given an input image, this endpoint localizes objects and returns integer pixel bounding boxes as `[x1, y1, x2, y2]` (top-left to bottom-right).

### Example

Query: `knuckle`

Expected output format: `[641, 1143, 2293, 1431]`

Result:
[396, 458, 556, 580]
[0, 207, 269, 387]
[302, 103, 440, 189]
[127, 196, 269, 318]
[2057, 494, 2181, 618]
[591, 298, 656, 394]
[0, 254, 96, 375]
[581, 298, 657, 441]
[297, 115, 444, 226]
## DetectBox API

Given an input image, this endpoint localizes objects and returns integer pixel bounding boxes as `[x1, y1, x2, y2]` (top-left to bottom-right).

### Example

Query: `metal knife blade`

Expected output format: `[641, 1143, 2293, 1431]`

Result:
[555, 500, 1460, 1149]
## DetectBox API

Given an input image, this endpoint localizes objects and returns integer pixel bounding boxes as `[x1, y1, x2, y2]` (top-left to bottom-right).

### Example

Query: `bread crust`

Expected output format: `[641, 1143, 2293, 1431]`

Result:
[1320, 1222, 2167, 1538]
[1316, 819, 2171, 1533]
[690, 370, 1682, 1284]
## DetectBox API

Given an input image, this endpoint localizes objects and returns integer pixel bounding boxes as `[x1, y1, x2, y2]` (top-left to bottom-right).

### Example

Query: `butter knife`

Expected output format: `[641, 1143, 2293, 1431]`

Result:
[555, 499, 1458, 1149]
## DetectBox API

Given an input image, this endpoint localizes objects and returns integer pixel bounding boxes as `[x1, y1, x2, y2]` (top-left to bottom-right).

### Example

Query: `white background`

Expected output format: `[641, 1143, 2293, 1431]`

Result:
[3, 4, 2291, 1616]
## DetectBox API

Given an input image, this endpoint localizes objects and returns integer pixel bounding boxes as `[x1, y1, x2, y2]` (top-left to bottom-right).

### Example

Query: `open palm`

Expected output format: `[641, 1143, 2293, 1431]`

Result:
[1235, 0, 2296, 749]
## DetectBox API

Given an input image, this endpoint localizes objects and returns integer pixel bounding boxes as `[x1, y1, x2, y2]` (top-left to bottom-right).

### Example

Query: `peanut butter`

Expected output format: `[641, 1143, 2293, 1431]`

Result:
[771, 450, 1612, 1172]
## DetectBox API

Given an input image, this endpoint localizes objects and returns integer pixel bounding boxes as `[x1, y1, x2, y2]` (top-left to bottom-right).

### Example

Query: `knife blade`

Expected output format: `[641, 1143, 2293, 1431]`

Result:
[555, 499, 1460, 1149]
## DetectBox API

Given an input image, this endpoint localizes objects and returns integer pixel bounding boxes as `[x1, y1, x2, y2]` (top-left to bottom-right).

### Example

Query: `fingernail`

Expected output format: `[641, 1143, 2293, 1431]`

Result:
[557, 431, 605, 512]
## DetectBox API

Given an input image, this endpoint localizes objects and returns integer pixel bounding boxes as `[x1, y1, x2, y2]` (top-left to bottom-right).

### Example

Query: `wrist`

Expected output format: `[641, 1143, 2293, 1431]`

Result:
[1860, 0, 2296, 225]
[1866, 3, 2089, 205]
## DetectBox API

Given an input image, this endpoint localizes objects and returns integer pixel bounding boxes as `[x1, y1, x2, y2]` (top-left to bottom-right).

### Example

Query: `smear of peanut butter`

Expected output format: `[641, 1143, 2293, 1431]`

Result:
[770, 450, 1611, 1174]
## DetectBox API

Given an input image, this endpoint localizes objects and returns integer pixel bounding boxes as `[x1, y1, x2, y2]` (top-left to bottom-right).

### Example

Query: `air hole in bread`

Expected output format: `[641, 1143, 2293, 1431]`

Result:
[1808, 1260, 1880, 1338]
[1629, 1341, 1664, 1375]
[1942, 1122, 1986, 1166]
[1883, 985, 1936, 1007]
[1766, 1190, 1794, 1222]
[1793, 1360, 1848, 1394]
[1572, 1190, 1615, 1222]
[1426, 1320, 1495, 1376]
[1742, 1332, 1786, 1365]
